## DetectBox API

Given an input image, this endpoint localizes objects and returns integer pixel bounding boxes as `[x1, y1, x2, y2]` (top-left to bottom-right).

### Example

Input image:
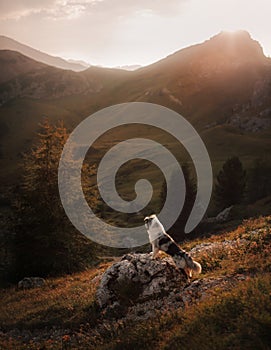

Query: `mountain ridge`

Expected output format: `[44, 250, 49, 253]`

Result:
[1, 30, 270, 109]
[0, 50, 46, 84]
[0, 30, 271, 187]
[0, 35, 87, 72]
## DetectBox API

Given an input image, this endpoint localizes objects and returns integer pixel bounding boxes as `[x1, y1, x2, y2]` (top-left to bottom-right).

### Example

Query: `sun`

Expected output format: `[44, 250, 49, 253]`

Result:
[221, 27, 245, 35]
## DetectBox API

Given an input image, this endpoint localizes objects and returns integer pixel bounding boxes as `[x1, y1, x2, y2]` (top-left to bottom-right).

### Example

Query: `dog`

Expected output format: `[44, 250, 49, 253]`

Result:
[144, 214, 201, 279]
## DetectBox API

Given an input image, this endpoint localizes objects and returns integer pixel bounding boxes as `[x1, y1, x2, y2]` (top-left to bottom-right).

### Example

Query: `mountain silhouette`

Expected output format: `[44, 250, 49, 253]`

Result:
[0, 30, 271, 187]
[0, 35, 87, 71]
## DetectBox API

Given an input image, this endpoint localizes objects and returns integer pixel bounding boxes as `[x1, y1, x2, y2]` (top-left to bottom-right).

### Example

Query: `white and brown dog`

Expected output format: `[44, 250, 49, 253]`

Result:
[144, 214, 201, 279]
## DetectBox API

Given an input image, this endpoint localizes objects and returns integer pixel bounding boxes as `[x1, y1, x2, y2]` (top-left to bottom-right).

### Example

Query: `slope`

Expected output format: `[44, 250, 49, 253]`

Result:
[0, 216, 270, 349]
[1, 31, 271, 206]
[0, 35, 87, 71]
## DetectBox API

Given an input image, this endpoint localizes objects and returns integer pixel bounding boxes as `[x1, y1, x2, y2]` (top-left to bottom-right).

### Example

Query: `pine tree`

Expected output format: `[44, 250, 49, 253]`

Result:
[14, 119, 98, 278]
[160, 163, 196, 241]
[214, 156, 246, 210]
[247, 159, 271, 203]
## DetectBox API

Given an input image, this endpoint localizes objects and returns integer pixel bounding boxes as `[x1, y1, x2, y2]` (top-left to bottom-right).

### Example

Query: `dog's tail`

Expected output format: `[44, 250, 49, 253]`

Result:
[185, 255, 202, 277]
[191, 260, 202, 275]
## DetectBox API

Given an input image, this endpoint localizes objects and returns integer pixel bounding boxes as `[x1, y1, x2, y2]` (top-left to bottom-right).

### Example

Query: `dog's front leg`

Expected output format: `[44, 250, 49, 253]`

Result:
[151, 242, 159, 259]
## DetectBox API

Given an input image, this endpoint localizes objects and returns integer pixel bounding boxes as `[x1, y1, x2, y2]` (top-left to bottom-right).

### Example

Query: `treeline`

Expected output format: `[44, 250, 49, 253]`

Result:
[5, 119, 100, 283]
[214, 156, 271, 209]
[161, 156, 271, 241]
[2, 119, 271, 284]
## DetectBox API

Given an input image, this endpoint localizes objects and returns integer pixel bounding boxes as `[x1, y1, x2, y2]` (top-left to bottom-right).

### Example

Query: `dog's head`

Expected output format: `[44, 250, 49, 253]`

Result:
[144, 214, 156, 230]
[144, 214, 165, 235]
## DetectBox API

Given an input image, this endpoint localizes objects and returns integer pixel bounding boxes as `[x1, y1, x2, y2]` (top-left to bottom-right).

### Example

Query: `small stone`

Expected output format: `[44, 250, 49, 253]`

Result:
[18, 277, 46, 290]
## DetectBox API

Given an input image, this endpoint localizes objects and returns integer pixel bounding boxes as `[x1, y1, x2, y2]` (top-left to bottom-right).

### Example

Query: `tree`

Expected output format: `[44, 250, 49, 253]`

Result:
[160, 163, 196, 242]
[14, 119, 98, 279]
[214, 156, 246, 210]
[247, 159, 271, 203]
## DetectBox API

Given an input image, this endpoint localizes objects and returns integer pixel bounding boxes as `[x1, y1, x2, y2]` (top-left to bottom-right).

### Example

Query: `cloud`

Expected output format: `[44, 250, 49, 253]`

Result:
[0, 0, 185, 20]
[0, 0, 96, 20]
[0, 0, 187, 66]
[88, 0, 185, 17]
[0, 1, 56, 19]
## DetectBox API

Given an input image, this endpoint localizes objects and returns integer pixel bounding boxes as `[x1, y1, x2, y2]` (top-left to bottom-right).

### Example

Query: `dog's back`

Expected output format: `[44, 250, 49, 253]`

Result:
[145, 214, 201, 278]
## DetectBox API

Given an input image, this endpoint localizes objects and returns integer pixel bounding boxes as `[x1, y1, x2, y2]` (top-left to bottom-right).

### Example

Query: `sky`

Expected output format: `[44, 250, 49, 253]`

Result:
[0, 0, 270, 67]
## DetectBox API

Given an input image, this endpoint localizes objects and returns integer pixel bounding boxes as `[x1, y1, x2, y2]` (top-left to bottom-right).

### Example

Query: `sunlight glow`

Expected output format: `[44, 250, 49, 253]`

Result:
[0, 0, 270, 66]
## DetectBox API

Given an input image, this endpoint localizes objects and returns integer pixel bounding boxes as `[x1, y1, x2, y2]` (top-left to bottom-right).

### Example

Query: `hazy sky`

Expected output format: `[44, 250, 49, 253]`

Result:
[0, 0, 270, 67]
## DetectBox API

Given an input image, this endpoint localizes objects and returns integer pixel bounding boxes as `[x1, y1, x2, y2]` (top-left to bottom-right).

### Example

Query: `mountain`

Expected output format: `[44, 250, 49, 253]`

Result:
[115, 64, 142, 71]
[0, 35, 87, 71]
[1, 30, 271, 190]
[0, 50, 46, 84]
[0, 50, 131, 105]
[2, 31, 270, 114]
[0, 50, 131, 178]
[133, 30, 271, 126]
[68, 58, 90, 69]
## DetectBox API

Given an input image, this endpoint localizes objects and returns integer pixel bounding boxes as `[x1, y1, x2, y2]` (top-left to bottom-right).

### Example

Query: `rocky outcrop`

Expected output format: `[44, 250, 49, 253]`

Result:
[96, 253, 187, 310]
[228, 114, 271, 132]
[95, 252, 247, 321]
[203, 206, 233, 224]
[189, 239, 247, 257]
[227, 77, 271, 133]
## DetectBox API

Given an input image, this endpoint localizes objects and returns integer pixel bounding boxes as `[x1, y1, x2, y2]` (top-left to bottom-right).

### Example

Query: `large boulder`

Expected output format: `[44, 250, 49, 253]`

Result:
[95, 252, 247, 321]
[96, 253, 187, 313]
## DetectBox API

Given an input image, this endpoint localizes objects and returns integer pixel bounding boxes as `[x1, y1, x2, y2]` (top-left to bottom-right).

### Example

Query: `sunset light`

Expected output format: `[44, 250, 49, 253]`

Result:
[0, 0, 270, 66]
[1, 0, 271, 348]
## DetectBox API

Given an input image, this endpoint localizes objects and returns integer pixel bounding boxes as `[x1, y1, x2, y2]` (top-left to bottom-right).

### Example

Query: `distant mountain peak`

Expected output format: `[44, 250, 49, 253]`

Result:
[206, 30, 265, 62]
[209, 30, 258, 47]
[114, 64, 142, 71]
[213, 29, 252, 39]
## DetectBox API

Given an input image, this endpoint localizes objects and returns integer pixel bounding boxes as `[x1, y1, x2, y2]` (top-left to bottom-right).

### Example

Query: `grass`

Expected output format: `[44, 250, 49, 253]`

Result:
[0, 216, 271, 349]
[162, 275, 271, 350]
[0, 262, 112, 331]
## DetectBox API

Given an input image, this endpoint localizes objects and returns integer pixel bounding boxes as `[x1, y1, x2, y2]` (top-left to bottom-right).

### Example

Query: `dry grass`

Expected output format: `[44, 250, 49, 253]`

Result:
[0, 262, 112, 331]
[0, 217, 271, 349]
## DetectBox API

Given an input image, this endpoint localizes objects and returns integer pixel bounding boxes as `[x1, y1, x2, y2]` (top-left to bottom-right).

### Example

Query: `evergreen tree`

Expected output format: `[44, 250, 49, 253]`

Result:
[214, 156, 246, 210]
[14, 119, 98, 278]
[247, 159, 271, 203]
[160, 163, 196, 242]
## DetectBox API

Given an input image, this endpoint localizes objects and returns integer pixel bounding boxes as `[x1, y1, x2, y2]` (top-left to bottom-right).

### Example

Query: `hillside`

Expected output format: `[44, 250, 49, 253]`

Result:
[0, 52, 131, 105]
[0, 35, 87, 71]
[131, 31, 271, 127]
[0, 216, 270, 349]
[1, 31, 271, 197]
[0, 50, 47, 84]
[0, 53, 131, 184]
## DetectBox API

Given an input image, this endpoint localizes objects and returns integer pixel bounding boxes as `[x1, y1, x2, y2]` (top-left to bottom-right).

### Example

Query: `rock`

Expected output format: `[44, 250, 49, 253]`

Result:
[190, 238, 247, 256]
[228, 114, 271, 132]
[18, 277, 46, 290]
[203, 206, 233, 223]
[96, 253, 187, 309]
[215, 206, 233, 221]
[181, 275, 247, 305]
[95, 252, 248, 321]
